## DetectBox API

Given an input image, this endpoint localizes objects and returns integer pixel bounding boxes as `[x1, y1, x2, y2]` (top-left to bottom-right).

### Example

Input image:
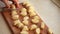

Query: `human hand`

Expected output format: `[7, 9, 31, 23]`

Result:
[1, 0, 20, 8]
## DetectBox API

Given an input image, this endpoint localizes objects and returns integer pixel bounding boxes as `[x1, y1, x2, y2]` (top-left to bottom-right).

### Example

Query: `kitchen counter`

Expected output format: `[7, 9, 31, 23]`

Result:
[0, 0, 60, 34]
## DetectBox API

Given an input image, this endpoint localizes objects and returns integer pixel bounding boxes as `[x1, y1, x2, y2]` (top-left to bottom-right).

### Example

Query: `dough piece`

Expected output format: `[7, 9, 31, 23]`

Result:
[23, 16, 29, 20]
[14, 20, 21, 25]
[36, 28, 40, 34]
[29, 12, 36, 17]
[12, 14, 19, 20]
[20, 31, 28, 34]
[30, 24, 37, 30]
[32, 16, 39, 23]
[20, 8, 27, 16]
[17, 23, 24, 28]
[20, 8, 27, 12]
[34, 16, 39, 19]
[22, 26, 29, 31]
[41, 22, 45, 29]
[12, 11, 17, 16]
[48, 28, 53, 34]
[28, 6, 36, 17]
[28, 6, 35, 11]
[22, 20, 29, 25]
[14, 20, 24, 28]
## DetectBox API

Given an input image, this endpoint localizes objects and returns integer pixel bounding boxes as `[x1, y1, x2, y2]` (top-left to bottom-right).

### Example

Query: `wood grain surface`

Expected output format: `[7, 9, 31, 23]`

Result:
[1, 3, 52, 34]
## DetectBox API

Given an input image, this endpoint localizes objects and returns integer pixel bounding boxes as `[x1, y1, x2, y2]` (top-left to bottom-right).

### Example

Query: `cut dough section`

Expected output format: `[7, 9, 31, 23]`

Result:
[30, 24, 37, 30]
[11, 11, 17, 15]
[22, 26, 29, 31]
[12, 14, 19, 20]
[17, 23, 24, 28]
[36, 28, 40, 34]
[28, 6, 36, 17]
[32, 16, 39, 23]
[41, 22, 45, 29]
[48, 28, 53, 34]
[22, 20, 29, 25]
[20, 31, 28, 34]
[14, 20, 21, 25]
[23, 16, 29, 20]
[20, 8, 27, 16]
[14, 20, 24, 28]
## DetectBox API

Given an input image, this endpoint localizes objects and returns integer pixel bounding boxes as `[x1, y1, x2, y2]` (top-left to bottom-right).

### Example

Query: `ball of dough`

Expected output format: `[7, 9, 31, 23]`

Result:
[30, 24, 37, 30]
[29, 12, 36, 17]
[26, 3, 31, 7]
[17, 23, 24, 28]
[34, 16, 39, 19]
[28, 6, 35, 11]
[12, 11, 17, 16]
[22, 20, 29, 25]
[14, 20, 21, 25]
[21, 8, 27, 12]
[41, 22, 45, 29]
[23, 16, 29, 20]
[36, 28, 40, 34]
[48, 28, 53, 34]
[31, 16, 39, 23]
[23, 1, 31, 7]
[32, 19, 39, 23]
[22, 26, 29, 31]
[20, 31, 28, 34]
[12, 15, 19, 20]
[21, 12, 27, 16]
[20, 8, 27, 16]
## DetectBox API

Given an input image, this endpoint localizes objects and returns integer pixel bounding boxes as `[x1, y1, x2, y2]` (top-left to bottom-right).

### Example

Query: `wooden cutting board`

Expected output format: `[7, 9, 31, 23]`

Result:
[1, 3, 53, 34]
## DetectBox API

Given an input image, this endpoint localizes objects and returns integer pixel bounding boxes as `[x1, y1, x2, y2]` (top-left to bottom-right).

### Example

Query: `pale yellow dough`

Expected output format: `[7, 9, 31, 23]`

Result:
[30, 24, 37, 30]
[20, 31, 28, 34]
[22, 20, 29, 25]
[12, 15, 19, 20]
[41, 22, 45, 29]
[32, 16, 39, 23]
[22, 26, 29, 31]
[14, 20, 24, 28]
[23, 16, 29, 20]
[36, 28, 40, 34]
[48, 28, 53, 34]
[12, 11, 17, 15]
[20, 8, 27, 16]
[14, 20, 21, 25]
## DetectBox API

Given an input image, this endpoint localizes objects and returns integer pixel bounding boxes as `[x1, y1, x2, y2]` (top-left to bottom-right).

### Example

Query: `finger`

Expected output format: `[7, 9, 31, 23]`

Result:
[2, 0, 10, 8]
[12, 0, 20, 8]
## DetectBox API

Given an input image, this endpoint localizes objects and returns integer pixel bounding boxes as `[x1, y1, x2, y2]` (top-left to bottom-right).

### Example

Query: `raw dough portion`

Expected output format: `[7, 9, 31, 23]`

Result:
[22, 26, 29, 31]
[41, 22, 45, 29]
[14, 20, 21, 25]
[28, 6, 36, 17]
[14, 20, 24, 28]
[36, 28, 40, 34]
[30, 24, 37, 30]
[12, 15, 19, 20]
[32, 16, 39, 23]
[20, 31, 28, 34]
[12, 11, 17, 16]
[48, 28, 53, 34]
[23, 16, 29, 20]
[22, 20, 29, 25]
[20, 8, 27, 16]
